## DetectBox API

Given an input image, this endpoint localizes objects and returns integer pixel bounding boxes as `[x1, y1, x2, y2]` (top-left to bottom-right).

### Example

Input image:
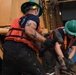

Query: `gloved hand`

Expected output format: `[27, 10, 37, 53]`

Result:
[58, 56, 67, 71]
[64, 58, 74, 72]
[44, 38, 55, 48]
[39, 38, 54, 57]
[39, 38, 55, 57]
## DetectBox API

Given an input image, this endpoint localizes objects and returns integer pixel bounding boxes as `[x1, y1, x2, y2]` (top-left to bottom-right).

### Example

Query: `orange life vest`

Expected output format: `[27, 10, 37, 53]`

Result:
[5, 18, 41, 53]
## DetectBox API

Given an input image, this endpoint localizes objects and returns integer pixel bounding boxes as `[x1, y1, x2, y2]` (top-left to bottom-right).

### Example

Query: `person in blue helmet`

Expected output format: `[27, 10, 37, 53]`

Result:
[2, 0, 63, 75]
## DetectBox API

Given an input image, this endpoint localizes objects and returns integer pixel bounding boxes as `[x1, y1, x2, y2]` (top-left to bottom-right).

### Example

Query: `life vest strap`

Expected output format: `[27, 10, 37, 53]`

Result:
[6, 27, 25, 39]
[5, 37, 38, 53]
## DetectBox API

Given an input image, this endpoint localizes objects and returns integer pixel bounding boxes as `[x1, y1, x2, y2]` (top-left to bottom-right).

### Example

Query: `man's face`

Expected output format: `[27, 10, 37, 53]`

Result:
[33, 6, 39, 16]
[30, 5, 39, 16]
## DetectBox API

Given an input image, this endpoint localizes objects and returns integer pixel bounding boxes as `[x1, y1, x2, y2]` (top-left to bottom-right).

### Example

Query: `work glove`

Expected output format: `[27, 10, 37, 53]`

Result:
[57, 56, 75, 75]
[64, 58, 74, 72]
[39, 39, 54, 57]
[58, 57, 74, 72]
[58, 56, 67, 71]
[44, 38, 55, 48]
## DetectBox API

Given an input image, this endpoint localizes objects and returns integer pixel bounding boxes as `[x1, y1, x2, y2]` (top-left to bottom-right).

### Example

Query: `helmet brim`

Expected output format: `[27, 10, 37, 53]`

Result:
[21, 2, 43, 16]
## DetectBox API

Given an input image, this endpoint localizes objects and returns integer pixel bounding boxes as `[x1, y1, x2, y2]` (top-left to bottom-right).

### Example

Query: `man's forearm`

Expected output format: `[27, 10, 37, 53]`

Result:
[25, 27, 46, 43]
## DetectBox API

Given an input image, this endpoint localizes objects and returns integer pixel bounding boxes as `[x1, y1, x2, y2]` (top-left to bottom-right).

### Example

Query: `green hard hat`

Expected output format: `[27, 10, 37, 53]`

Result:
[65, 20, 76, 36]
[21, 0, 43, 16]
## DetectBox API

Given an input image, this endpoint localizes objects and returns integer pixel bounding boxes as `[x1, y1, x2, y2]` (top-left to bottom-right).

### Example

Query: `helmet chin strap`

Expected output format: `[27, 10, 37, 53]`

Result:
[36, 8, 40, 16]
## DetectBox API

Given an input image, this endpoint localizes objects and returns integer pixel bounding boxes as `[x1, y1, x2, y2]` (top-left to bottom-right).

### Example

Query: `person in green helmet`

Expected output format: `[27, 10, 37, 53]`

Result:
[43, 20, 76, 73]
[2, 0, 63, 75]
